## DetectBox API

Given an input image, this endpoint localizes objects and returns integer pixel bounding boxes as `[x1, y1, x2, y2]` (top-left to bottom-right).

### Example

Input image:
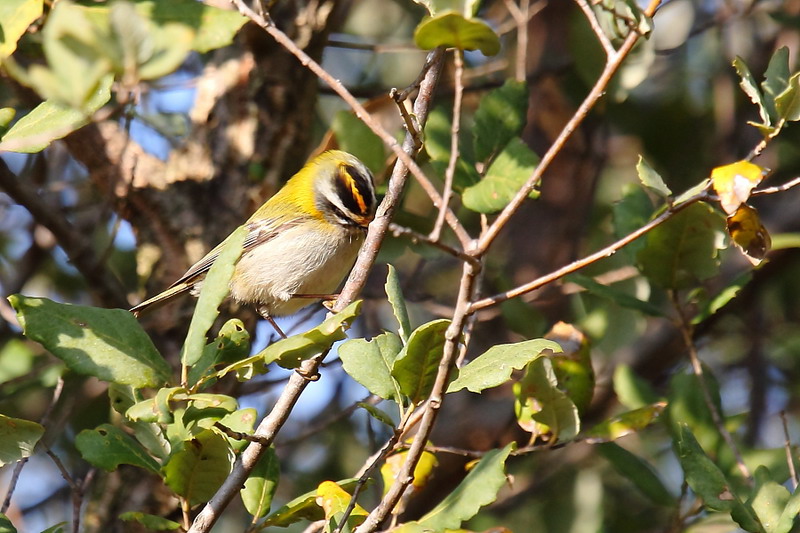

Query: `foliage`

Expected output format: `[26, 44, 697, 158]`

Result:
[2, 1, 800, 533]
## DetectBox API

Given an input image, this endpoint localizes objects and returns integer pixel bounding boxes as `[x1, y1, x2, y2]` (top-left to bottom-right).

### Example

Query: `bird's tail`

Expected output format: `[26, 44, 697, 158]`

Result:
[129, 283, 193, 317]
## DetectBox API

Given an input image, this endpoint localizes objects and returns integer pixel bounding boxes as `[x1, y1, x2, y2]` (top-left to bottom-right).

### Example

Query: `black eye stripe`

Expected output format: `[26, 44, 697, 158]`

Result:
[336, 164, 375, 217]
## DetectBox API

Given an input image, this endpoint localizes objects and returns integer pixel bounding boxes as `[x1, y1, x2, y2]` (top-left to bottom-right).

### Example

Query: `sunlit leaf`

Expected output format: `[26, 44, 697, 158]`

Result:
[181, 226, 247, 366]
[414, 12, 500, 56]
[514, 357, 580, 443]
[447, 338, 561, 394]
[163, 429, 234, 506]
[381, 443, 438, 495]
[473, 80, 529, 163]
[0, 0, 43, 60]
[0, 514, 16, 533]
[636, 155, 672, 197]
[109, 384, 169, 460]
[711, 160, 767, 216]
[316, 480, 368, 531]
[385, 264, 412, 343]
[462, 137, 539, 214]
[392, 319, 450, 404]
[241, 446, 280, 518]
[262, 478, 360, 527]
[583, 402, 666, 443]
[775, 72, 800, 122]
[747, 466, 790, 533]
[358, 402, 396, 427]
[188, 319, 250, 387]
[726, 204, 771, 265]
[214, 408, 257, 452]
[339, 332, 403, 401]
[544, 322, 595, 414]
[261, 301, 361, 369]
[0, 75, 112, 153]
[733, 56, 770, 127]
[415, 443, 513, 530]
[0, 415, 44, 466]
[9, 295, 170, 388]
[613, 364, 660, 410]
[75, 424, 161, 474]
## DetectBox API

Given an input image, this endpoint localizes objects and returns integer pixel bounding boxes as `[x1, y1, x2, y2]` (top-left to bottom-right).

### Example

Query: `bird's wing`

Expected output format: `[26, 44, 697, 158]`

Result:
[165, 218, 299, 290]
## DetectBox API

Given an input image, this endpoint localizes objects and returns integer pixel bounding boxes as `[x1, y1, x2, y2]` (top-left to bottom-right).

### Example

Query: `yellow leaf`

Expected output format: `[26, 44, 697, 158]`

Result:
[381, 441, 438, 495]
[726, 204, 771, 265]
[711, 160, 768, 215]
[315, 481, 368, 522]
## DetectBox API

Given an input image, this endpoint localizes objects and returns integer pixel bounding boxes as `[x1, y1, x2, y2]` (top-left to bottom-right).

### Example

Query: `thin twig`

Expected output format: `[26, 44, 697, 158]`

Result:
[574, 0, 616, 56]
[44, 448, 83, 533]
[750, 175, 800, 197]
[670, 290, 752, 481]
[276, 395, 378, 448]
[780, 411, 798, 490]
[502, 0, 531, 81]
[430, 48, 464, 242]
[468, 190, 705, 313]
[476, 0, 662, 255]
[389, 223, 478, 266]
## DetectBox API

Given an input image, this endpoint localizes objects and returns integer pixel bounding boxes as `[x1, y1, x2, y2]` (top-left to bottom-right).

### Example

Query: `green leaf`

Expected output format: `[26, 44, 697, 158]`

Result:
[675, 425, 764, 532]
[424, 106, 455, 162]
[747, 466, 790, 533]
[358, 402, 396, 427]
[119, 512, 181, 531]
[514, 357, 580, 442]
[215, 408, 257, 452]
[163, 429, 234, 506]
[258, 301, 361, 369]
[0, 414, 44, 466]
[181, 226, 246, 367]
[262, 478, 360, 527]
[612, 364, 660, 410]
[776, 484, 800, 533]
[80, 0, 246, 54]
[598, 443, 674, 507]
[775, 72, 800, 122]
[38, 525, 65, 533]
[392, 319, 451, 404]
[584, 402, 666, 443]
[241, 446, 280, 518]
[636, 155, 672, 197]
[568, 273, 663, 316]
[339, 332, 403, 401]
[762, 47, 790, 122]
[0, 75, 112, 153]
[447, 338, 561, 394]
[733, 56, 770, 127]
[385, 265, 412, 343]
[108, 384, 170, 460]
[415, 443, 513, 530]
[0, 0, 43, 60]
[473, 79, 529, 163]
[414, 12, 500, 56]
[613, 183, 654, 259]
[9, 295, 170, 388]
[188, 318, 250, 387]
[692, 271, 752, 324]
[636, 202, 725, 289]
[332, 111, 385, 175]
[0, 514, 17, 533]
[462, 137, 540, 214]
[75, 424, 161, 474]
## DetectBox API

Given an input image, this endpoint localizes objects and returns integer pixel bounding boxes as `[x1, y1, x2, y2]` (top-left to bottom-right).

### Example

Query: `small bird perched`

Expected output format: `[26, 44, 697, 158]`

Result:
[130, 150, 377, 336]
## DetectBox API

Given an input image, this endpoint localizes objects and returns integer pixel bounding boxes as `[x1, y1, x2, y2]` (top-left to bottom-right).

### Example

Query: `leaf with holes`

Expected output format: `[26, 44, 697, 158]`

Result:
[75, 424, 160, 474]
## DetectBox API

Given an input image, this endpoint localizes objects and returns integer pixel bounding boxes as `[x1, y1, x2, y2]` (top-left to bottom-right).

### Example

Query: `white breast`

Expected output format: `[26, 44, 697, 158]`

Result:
[229, 224, 363, 317]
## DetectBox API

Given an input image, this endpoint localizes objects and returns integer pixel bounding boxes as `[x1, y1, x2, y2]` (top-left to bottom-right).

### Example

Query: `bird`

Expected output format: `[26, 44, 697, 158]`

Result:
[130, 150, 377, 337]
